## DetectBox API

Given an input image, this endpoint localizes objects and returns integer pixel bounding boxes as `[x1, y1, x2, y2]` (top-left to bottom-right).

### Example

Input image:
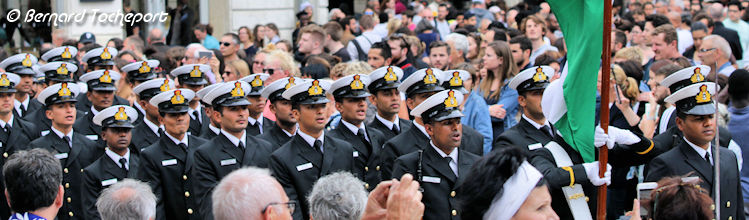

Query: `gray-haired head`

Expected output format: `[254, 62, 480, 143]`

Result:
[212, 167, 287, 220]
[703, 35, 732, 60]
[96, 179, 156, 220]
[308, 172, 368, 220]
[446, 33, 469, 57]
[3, 148, 62, 213]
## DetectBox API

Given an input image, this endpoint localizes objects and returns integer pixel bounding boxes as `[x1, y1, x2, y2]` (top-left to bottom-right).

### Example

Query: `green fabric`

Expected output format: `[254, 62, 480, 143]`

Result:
[547, 0, 603, 162]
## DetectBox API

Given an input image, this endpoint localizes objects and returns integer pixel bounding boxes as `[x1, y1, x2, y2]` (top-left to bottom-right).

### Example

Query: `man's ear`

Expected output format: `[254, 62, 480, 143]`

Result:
[385, 58, 393, 66]
[406, 98, 415, 110]
[55, 185, 64, 208]
[425, 122, 434, 137]
[675, 116, 685, 132]
[517, 95, 527, 108]
[46, 109, 54, 120]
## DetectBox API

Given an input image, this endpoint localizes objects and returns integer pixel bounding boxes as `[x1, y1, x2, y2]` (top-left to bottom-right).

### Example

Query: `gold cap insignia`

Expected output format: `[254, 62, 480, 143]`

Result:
[449, 71, 463, 87]
[696, 84, 711, 103]
[231, 82, 245, 97]
[139, 61, 151, 74]
[114, 107, 128, 121]
[350, 75, 364, 90]
[21, 54, 32, 67]
[423, 69, 437, 84]
[171, 90, 185, 104]
[384, 67, 398, 81]
[444, 90, 459, 108]
[251, 75, 264, 87]
[190, 66, 202, 78]
[308, 80, 323, 95]
[100, 48, 112, 60]
[61, 48, 72, 59]
[159, 79, 171, 92]
[0, 74, 9, 87]
[57, 63, 69, 76]
[99, 70, 112, 83]
[690, 67, 704, 83]
[58, 83, 72, 97]
[533, 67, 548, 82]
[285, 77, 296, 89]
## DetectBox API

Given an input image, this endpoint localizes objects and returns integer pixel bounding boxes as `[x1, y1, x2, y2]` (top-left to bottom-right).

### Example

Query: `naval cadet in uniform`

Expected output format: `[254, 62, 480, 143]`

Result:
[195, 83, 222, 140]
[0, 73, 39, 219]
[73, 70, 122, 142]
[240, 73, 275, 136]
[77, 47, 129, 112]
[366, 66, 412, 138]
[327, 74, 389, 190]
[139, 88, 208, 220]
[24, 53, 86, 136]
[81, 105, 141, 219]
[392, 89, 480, 220]
[646, 82, 744, 220]
[170, 64, 210, 137]
[193, 80, 274, 220]
[269, 79, 356, 220]
[438, 69, 485, 156]
[0, 53, 43, 119]
[30, 82, 101, 220]
[131, 78, 174, 151]
[121, 60, 160, 125]
[258, 77, 305, 149]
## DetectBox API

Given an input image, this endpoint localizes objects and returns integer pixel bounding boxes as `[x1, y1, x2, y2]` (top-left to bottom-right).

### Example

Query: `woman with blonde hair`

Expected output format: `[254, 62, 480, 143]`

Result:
[598, 64, 642, 131]
[477, 41, 520, 139]
[223, 59, 250, 81]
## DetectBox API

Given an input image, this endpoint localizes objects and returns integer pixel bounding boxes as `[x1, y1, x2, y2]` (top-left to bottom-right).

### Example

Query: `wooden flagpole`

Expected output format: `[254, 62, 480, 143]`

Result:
[598, 0, 613, 219]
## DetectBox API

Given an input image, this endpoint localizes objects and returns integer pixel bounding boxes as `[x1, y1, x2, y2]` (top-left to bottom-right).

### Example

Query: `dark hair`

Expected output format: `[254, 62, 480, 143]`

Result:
[728, 69, 749, 101]
[727, 1, 744, 10]
[645, 14, 671, 28]
[693, 13, 714, 28]
[3, 149, 63, 213]
[616, 60, 644, 83]
[458, 147, 545, 219]
[509, 36, 532, 53]
[614, 30, 627, 47]
[194, 24, 213, 35]
[370, 41, 392, 59]
[223, 33, 240, 45]
[428, 41, 451, 55]
[488, 28, 507, 42]
[108, 38, 124, 51]
[643, 176, 714, 220]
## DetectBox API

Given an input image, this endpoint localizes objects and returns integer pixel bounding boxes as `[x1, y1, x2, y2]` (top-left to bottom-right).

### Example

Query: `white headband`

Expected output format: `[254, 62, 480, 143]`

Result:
[483, 160, 543, 220]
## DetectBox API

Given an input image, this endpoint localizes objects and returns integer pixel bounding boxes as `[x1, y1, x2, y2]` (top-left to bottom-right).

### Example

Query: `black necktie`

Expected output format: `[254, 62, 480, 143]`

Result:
[313, 140, 323, 154]
[62, 136, 71, 148]
[357, 128, 372, 155]
[178, 143, 188, 152]
[119, 158, 128, 175]
[238, 141, 245, 155]
[445, 156, 457, 177]
[391, 125, 400, 135]
[541, 125, 553, 138]
[19, 105, 26, 117]
[192, 111, 201, 125]
[157, 128, 164, 137]
[704, 153, 711, 165]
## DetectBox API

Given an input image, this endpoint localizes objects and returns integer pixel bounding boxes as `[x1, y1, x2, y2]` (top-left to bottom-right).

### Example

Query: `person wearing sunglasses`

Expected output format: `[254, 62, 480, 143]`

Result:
[697, 35, 735, 77]
[219, 33, 241, 63]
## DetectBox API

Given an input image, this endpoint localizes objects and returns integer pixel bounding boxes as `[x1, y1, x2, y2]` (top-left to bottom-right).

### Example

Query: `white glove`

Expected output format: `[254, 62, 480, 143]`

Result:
[594, 125, 615, 149]
[583, 162, 612, 186]
[608, 126, 641, 145]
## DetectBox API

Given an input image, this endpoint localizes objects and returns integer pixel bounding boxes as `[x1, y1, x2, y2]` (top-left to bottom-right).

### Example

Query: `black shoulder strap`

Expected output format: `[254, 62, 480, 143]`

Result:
[352, 39, 367, 61]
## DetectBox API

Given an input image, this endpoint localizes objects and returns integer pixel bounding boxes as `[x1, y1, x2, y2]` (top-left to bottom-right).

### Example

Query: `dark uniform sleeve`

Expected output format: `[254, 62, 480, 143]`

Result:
[529, 148, 590, 188]
[191, 150, 218, 220]
[493, 134, 519, 152]
[391, 157, 413, 181]
[608, 133, 657, 167]
[380, 141, 398, 180]
[644, 155, 671, 182]
[268, 154, 302, 220]
[137, 152, 166, 220]
[81, 168, 102, 220]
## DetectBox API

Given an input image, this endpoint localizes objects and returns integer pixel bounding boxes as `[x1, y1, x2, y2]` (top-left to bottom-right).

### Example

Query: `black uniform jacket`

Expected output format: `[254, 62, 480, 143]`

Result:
[81, 152, 141, 219]
[246, 116, 275, 136]
[257, 123, 293, 150]
[0, 116, 39, 219]
[367, 117, 412, 138]
[327, 123, 388, 190]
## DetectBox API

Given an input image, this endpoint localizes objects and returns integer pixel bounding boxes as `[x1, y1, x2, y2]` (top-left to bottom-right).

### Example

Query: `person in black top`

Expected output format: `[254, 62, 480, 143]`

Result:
[367, 66, 413, 138]
[170, 64, 210, 137]
[239, 74, 274, 136]
[258, 77, 306, 149]
[131, 78, 175, 152]
[73, 70, 122, 142]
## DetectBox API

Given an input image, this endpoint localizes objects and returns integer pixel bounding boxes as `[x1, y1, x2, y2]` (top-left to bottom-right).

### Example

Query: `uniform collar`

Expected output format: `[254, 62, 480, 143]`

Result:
[522, 114, 548, 130]
[683, 137, 713, 165]
[133, 101, 146, 116]
[209, 124, 221, 135]
[164, 130, 189, 146]
[51, 126, 73, 144]
[375, 113, 399, 131]
[248, 113, 264, 126]
[412, 120, 430, 139]
[220, 129, 246, 148]
[143, 117, 162, 137]
[298, 129, 324, 150]
[13, 94, 29, 114]
[341, 119, 366, 137]
[105, 147, 131, 170]
[0, 114, 14, 128]
[90, 106, 101, 116]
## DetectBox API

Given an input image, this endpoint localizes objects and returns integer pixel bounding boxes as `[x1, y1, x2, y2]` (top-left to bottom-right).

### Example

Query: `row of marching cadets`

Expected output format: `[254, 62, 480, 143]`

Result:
[0, 45, 744, 220]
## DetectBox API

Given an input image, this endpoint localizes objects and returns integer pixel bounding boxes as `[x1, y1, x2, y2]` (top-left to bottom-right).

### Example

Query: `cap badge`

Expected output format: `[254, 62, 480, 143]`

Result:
[190, 66, 202, 78]
[384, 67, 398, 81]
[251, 75, 264, 87]
[533, 67, 548, 82]
[449, 71, 463, 87]
[695, 84, 711, 103]
[57, 63, 69, 76]
[160, 79, 171, 92]
[444, 90, 459, 108]
[285, 77, 296, 89]
[61, 48, 72, 59]
[139, 61, 151, 73]
[114, 107, 128, 121]
[99, 70, 112, 83]
[58, 83, 72, 97]
[691, 67, 704, 83]
[100, 48, 112, 60]
[308, 80, 323, 95]
[231, 82, 245, 97]
[423, 69, 437, 84]
[21, 54, 32, 67]
[171, 90, 185, 104]
[350, 75, 364, 90]
[0, 74, 9, 87]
